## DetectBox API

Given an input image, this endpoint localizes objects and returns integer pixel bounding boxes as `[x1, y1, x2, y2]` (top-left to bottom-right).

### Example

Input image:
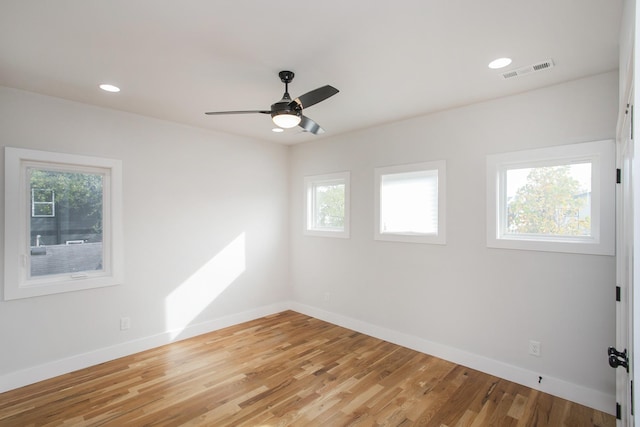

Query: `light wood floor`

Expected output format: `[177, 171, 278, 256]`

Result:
[0, 311, 614, 426]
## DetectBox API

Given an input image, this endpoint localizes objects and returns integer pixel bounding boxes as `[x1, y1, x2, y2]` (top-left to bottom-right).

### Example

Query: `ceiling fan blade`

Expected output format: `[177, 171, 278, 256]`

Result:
[293, 85, 339, 109]
[205, 110, 270, 115]
[299, 115, 325, 135]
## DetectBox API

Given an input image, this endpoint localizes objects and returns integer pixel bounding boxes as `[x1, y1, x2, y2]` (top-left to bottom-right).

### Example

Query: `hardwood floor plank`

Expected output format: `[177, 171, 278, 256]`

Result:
[0, 311, 614, 426]
[479, 381, 520, 426]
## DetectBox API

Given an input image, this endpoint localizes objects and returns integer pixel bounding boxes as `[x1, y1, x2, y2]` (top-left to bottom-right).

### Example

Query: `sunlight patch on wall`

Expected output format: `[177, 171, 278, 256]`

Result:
[165, 232, 246, 339]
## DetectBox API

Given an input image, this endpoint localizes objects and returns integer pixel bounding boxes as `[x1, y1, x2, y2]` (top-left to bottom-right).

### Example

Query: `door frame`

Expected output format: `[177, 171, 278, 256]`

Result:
[616, 93, 634, 425]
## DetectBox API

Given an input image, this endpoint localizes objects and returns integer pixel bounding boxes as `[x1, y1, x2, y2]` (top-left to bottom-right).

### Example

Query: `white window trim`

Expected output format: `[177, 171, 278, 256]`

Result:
[374, 160, 446, 245]
[486, 140, 615, 255]
[4, 147, 124, 300]
[304, 171, 350, 239]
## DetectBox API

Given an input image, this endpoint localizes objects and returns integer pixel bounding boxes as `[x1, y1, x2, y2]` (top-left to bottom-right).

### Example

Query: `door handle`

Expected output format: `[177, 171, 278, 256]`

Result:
[608, 346, 629, 371]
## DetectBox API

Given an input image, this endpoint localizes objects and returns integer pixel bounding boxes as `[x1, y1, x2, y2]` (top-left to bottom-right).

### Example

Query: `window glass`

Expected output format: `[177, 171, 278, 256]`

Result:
[311, 180, 345, 231]
[504, 163, 591, 238]
[28, 168, 104, 278]
[380, 170, 438, 235]
[375, 160, 446, 244]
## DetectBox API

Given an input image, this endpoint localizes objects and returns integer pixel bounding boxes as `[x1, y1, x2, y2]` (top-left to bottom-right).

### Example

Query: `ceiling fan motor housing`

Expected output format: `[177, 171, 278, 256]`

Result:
[271, 98, 301, 115]
[271, 99, 302, 128]
[271, 82, 302, 124]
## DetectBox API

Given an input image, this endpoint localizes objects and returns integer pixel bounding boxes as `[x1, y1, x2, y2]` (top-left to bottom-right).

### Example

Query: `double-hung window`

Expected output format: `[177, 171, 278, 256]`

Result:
[374, 160, 446, 244]
[4, 147, 124, 299]
[32, 188, 55, 217]
[486, 140, 615, 255]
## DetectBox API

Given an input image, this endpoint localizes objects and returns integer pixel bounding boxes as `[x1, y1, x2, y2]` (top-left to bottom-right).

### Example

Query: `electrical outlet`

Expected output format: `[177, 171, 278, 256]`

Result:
[120, 317, 131, 331]
[529, 340, 541, 357]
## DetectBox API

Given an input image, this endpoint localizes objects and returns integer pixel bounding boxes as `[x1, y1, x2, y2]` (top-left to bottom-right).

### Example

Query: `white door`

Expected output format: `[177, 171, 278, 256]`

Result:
[615, 97, 634, 426]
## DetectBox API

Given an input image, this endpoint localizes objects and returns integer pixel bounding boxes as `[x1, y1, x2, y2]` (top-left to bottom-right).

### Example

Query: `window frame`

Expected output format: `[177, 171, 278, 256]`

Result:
[4, 147, 124, 300]
[486, 140, 615, 255]
[304, 171, 350, 239]
[374, 160, 446, 245]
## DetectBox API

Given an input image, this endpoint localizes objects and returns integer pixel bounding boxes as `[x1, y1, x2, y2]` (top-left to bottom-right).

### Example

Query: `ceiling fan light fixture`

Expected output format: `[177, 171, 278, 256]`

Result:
[272, 112, 301, 128]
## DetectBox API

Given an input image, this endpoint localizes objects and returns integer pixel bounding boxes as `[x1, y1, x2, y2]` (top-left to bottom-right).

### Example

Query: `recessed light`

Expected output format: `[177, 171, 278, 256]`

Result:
[272, 128, 284, 133]
[488, 57, 512, 69]
[99, 84, 120, 93]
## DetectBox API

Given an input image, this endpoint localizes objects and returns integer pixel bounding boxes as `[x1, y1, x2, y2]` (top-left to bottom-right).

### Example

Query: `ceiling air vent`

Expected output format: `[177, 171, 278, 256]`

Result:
[502, 59, 554, 80]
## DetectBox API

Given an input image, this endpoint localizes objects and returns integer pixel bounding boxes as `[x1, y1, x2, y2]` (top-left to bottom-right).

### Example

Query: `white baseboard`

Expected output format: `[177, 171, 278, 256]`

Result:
[0, 302, 289, 394]
[288, 302, 615, 416]
[0, 300, 615, 416]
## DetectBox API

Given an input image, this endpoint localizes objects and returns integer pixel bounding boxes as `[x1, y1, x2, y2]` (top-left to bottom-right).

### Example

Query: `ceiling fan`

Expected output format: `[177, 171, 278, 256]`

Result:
[205, 71, 339, 135]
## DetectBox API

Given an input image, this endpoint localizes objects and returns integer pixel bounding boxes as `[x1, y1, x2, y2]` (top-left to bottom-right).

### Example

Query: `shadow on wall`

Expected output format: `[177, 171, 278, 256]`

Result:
[164, 232, 246, 339]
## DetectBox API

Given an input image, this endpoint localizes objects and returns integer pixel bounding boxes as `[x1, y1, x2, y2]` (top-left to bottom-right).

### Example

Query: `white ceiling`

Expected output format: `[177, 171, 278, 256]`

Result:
[0, 1, 624, 145]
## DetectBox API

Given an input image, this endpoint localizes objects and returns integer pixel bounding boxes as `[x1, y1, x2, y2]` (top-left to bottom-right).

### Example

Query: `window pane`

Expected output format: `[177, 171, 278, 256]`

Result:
[312, 182, 345, 230]
[505, 162, 591, 237]
[29, 168, 104, 277]
[380, 170, 438, 234]
[32, 204, 53, 217]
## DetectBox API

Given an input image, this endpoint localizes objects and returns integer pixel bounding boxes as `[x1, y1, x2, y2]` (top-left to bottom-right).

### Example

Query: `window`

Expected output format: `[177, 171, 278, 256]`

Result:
[4, 147, 123, 300]
[375, 160, 446, 244]
[32, 188, 55, 217]
[486, 140, 615, 255]
[304, 172, 350, 238]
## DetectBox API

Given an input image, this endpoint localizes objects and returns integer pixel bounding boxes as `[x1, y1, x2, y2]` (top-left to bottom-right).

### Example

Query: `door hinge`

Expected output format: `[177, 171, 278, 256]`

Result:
[616, 286, 621, 302]
[632, 381, 635, 416]
[608, 347, 629, 371]
[617, 402, 622, 420]
[617, 168, 622, 184]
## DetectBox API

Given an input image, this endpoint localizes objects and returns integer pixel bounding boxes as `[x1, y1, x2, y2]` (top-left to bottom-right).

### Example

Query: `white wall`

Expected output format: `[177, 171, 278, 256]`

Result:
[289, 71, 618, 412]
[0, 87, 290, 390]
